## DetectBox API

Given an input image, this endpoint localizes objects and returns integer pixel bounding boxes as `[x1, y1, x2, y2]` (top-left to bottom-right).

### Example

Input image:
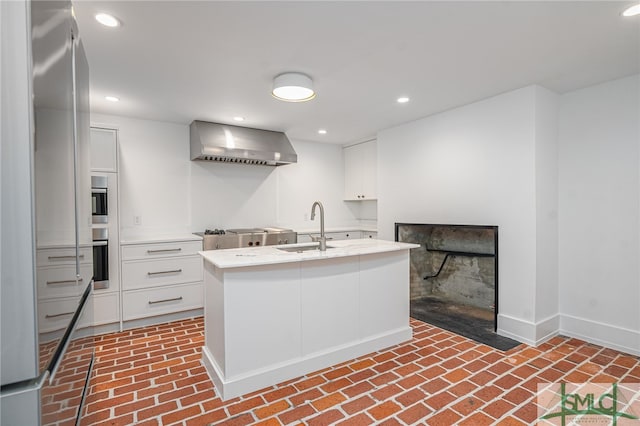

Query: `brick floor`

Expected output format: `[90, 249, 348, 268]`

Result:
[78, 317, 640, 425]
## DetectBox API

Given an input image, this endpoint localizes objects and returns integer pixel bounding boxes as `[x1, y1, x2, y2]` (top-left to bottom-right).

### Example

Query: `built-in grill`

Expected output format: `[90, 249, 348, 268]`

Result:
[196, 227, 297, 250]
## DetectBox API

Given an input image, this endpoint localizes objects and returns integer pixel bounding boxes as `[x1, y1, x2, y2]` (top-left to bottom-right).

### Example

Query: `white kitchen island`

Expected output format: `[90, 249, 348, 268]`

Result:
[199, 238, 419, 400]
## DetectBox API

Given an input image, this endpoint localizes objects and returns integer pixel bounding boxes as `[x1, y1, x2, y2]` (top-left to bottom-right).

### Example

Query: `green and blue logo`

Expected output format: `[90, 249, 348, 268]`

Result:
[539, 383, 639, 426]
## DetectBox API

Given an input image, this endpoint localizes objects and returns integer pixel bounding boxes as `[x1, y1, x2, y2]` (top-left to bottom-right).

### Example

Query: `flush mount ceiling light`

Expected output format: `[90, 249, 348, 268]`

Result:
[272, 72, 316, 102]
[622, 3, 640, 16]
[397, 96, 410, 103]
[105, 96, 119, 102]
[318, 129, 327, 135]
[233, 116, 245, 122]
[95, 13, 120, 27]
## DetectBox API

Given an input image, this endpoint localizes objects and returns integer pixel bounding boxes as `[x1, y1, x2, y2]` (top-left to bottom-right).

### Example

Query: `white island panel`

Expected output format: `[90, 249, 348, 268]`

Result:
[360, 251, 410, 338]
[224, 263, 302, 378]
[300, 257, 360, 356]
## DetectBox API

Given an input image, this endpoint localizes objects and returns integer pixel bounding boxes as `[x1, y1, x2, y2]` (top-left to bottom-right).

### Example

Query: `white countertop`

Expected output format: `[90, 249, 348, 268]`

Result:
[121, 233, 203, 245]
[199, 238, 419, 269]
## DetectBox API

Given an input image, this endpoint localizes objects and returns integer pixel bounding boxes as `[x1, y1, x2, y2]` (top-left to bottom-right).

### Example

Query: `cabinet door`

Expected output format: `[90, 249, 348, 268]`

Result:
[343, 143, 363, 200]
[343, 140, 377, 200]
[90, 128, 118, 172]
[360, 140, 377, 200]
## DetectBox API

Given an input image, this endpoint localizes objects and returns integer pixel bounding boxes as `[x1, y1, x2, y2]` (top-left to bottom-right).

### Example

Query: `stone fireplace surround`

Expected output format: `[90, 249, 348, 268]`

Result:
[396, 223, 498, 328]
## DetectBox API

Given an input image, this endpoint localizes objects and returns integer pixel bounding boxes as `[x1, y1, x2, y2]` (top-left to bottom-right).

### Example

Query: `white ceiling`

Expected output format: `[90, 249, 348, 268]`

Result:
[73, 1, 640, 145]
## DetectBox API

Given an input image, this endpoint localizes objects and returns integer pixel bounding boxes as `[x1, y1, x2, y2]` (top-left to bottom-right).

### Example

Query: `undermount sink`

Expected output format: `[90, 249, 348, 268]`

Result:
[277, 244, 335, 253]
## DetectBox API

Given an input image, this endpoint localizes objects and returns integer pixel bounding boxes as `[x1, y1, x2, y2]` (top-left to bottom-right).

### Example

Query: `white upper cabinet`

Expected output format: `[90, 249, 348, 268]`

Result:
[343, 140, 377, 200]
[90, 127, 118, 172]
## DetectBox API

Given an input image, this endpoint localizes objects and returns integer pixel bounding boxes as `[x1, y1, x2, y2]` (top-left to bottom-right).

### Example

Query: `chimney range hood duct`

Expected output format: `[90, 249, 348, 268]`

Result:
[190, 120, 297, 166]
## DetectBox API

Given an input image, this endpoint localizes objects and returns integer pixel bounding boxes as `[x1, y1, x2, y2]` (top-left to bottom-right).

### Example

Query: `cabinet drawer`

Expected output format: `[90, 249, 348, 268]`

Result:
[36, 247, 92, 267]
[38, 296, 82, 333]
[121, 240, 202, 260]
[122, 256, 203, 290]
[363, 232, 378, 239]
[80, 292, 119, 328]
[122, 282, 203, 321]
[37, 264, 93, 300]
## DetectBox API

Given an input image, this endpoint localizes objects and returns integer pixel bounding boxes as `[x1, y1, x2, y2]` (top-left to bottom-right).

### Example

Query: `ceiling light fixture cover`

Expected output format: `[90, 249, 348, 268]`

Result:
[318, 129, 327, 134]
[622, 4, 640, 16]
[272, 72, 316, 102]
[95, 13, 120, 27]
[397, 97, 410, 103]
[105, 96, 119, 102]
[233, 116, 245, 122]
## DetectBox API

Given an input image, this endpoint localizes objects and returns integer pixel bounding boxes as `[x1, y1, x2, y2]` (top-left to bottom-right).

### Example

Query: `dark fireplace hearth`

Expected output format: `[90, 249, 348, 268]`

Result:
[396, 223, 519, 350]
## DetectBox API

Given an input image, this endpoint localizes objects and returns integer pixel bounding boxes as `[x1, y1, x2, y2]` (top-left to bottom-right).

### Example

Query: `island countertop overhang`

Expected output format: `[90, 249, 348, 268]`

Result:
[199, 238, 419, 269]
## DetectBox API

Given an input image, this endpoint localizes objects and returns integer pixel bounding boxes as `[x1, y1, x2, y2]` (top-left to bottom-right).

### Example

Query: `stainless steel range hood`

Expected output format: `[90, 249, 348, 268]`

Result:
[190, 120, 297, 166]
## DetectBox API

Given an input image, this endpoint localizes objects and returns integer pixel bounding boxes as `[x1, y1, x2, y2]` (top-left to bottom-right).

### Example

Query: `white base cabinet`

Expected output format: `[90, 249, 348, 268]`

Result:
[121, 238, 203, 323]
[297, 230, 377, 243]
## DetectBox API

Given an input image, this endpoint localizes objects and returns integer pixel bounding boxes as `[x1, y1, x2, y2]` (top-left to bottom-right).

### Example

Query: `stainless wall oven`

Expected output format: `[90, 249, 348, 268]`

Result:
[92, 228, 109, 290]
[91, 175, 108, 224]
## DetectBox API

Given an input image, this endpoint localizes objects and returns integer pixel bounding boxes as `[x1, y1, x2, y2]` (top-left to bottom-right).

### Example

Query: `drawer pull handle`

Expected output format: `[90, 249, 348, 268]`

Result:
[46, 278, 83, 286]
[147, 248, 182, 254]
[45, 311, 74, 319]
[148, 296, 183, 305]
[48, 255, 85, 260]
[147, 269, 182, 276]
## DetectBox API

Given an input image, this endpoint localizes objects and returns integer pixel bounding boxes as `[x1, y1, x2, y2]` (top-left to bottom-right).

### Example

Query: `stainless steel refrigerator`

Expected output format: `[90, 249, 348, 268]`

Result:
[1, 1, 94, 424]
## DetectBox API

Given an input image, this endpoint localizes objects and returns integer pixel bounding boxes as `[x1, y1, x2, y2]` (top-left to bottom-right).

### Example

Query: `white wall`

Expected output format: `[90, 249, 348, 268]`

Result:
[558, 74, 640, 355]
[534, 86, 560, 340]
[377, 86, 559, 345]
[91, 113, 361, 238]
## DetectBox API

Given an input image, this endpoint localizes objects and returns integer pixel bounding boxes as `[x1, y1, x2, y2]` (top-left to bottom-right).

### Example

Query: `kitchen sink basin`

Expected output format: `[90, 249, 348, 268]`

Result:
[277, 244, 335, 253]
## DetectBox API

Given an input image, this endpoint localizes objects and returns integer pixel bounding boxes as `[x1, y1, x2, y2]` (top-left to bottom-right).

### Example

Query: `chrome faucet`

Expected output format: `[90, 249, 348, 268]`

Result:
[310, 201, 326, 251]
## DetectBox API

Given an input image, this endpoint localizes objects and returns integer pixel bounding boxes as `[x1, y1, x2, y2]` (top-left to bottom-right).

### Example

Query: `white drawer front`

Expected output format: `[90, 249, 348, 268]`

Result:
[121, 240, 202, 260]
[38, 297, 82, 333]
[37, 264, 93, 300]
[122, 282, 203, 320]
[79, 292, 119, 328]
[122, 256, 203, 290]
[37, 247, 92, 267]
[363, 232, 378, 239]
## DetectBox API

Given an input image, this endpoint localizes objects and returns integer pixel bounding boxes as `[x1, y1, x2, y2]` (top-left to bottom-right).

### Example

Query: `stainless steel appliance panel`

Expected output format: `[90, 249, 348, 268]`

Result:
[0, 2, 95, 425]
[92, 228, 109, 290]
[91, 175, 108, 224]
[199, 228, 297, 250]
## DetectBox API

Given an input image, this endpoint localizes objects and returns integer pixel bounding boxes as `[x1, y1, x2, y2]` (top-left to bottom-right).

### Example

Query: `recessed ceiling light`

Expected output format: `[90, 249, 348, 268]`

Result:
[318, 129, 327, 135]
[95, 13, 120, 27]
[105, 96, 119, 102]
[272, 72, 316, 102]
[622, 4, 640, 16]
[397, 97, 410, 104]
[233, 116, 245, 122]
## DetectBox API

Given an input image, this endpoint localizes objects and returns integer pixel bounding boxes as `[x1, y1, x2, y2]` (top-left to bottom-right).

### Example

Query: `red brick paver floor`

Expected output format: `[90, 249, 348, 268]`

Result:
[79, 317, 640, 425]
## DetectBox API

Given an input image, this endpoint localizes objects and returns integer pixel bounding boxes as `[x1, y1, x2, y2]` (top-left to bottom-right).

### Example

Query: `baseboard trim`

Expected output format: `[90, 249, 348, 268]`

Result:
[497, 313, 536, 346]
[560, 314, 640, 356]
[201, 327, 413, 400]
[122, 309, 203, 331]
[535, 314, 560, 345]
[498, 312, 639, 355]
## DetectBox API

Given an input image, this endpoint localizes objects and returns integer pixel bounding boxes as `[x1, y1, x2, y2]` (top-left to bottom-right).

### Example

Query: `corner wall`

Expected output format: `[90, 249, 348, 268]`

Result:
[377, 86, 542, 344]
[534, 86, 560, 342]
[558, 74, 640, 355]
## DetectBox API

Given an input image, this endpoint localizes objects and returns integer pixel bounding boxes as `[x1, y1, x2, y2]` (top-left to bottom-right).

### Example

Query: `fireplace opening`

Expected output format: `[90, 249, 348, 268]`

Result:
[396, 223, 519, 351]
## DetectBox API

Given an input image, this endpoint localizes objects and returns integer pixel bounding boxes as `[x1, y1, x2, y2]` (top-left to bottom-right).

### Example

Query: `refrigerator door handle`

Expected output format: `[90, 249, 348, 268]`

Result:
[0, 371, 49, 397]
[44, 278, 93, 384]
